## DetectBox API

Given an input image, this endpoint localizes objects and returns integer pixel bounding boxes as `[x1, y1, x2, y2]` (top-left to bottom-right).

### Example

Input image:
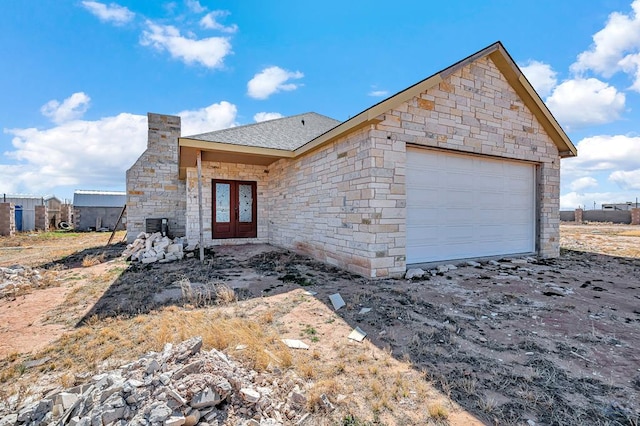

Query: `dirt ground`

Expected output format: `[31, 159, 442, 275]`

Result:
[1, 224, 640, 425]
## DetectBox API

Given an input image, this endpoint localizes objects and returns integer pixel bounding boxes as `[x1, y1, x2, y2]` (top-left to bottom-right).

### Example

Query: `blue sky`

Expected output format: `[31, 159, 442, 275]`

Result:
[1, 0, 640, 208]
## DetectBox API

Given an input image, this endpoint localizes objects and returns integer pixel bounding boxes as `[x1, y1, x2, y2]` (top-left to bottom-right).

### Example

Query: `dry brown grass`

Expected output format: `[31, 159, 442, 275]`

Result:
[619, 230, 640, 237]
[81, 253, 105, 267]
[428, 403, 449, 420]
[0, 306, 294, 392]
[0, 231, 125, 268]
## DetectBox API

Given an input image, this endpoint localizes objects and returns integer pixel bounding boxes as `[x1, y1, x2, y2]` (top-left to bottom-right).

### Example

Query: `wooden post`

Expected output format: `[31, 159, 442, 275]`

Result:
[197, 150, 205, 262]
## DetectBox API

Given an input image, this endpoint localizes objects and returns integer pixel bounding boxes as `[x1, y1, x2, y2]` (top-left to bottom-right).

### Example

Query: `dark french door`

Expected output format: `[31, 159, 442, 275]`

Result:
[212, 180, 257, 239]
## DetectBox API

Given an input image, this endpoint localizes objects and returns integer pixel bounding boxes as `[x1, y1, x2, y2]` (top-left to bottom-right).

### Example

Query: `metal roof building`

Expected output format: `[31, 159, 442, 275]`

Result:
[73, 190, 126, 208]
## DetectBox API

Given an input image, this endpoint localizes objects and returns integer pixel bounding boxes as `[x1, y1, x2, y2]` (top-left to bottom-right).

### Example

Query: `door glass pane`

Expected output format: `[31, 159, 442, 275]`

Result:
[215, 183, 230, 222]
[239, 184, 253, 222]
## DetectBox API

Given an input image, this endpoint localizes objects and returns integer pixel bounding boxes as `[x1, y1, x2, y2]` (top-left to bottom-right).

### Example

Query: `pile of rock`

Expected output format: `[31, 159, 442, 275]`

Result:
[0, 265, 50, 299]
[122, 233, 189, 264]
[405, 257, 539, 279]
[3, 337, 313, 426]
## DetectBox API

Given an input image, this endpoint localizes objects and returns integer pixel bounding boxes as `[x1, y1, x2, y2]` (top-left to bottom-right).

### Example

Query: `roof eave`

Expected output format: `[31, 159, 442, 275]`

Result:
[177, 137, 295, 179]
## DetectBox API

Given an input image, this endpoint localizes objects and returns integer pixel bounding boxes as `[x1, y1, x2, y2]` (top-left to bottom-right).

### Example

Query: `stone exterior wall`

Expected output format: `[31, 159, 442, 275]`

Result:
[185, 162, 269, 246]
[632, 208, 640, 225]
[0, 203, 15, 236]
[60, 204, 73, 224]
[374, 56, 562, 259]
[126, 114, 186, 242]
[35, 205, 48, 231]
[266, 128, 406, 278]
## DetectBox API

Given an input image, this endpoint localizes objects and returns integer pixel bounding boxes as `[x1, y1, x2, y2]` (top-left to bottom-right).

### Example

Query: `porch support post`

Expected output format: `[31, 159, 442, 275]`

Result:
[196, 150, 205, 262]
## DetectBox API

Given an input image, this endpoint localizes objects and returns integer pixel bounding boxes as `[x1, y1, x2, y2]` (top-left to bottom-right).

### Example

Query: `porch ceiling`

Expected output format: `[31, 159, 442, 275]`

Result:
[178, 139, 293, 179]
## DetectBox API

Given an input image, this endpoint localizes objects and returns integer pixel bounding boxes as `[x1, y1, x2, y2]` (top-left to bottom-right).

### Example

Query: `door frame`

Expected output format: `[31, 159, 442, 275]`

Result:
[212, 179, 258, 239]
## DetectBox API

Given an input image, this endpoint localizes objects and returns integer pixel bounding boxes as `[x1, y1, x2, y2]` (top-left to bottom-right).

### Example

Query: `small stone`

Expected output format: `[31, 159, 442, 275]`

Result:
[320, 394, 334, 411]
[190, 388, 222, 409]
[164, 415, 186, 426]
[55, 392, 78, 410]
[166, 389, 187, 406]
[183, 410, 200, 426]
[0, 414, 18, 426]
[146, 359, 161, 375]
[167, 243, 183, 254]
[173, 360, 204, 380]
[466, 260, 482, 267]
[405, 268, 425, 279]
[437, 264, 450, 273]
[159, 374, 171, 385]
[290, 392, 306, 407]
[149, 403, 172, 423]
[240, 388, 261, 403]
[101, 407, 125, 425]
[281, 339, 309, 350]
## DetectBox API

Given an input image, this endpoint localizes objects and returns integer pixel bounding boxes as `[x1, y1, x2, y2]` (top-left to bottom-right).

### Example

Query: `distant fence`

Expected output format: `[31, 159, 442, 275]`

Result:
[560, 210, 633, 224]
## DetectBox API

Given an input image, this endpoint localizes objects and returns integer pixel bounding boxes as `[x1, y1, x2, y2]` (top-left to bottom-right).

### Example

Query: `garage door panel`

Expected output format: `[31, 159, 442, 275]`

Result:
[407, 148, 535, 264]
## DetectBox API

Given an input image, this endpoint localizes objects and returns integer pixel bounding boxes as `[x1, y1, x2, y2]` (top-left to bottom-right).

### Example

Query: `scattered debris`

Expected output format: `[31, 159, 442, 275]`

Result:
[0, 265, 55, 299]
[405, 268, 425, 279]
[282, 339, 310, 350]
[358, 308, 372, 315]
[2, 337, 311, 426]
[121, 232, 188, 264]
[348, 327, 367, 343]
[328, 293, 345, 310]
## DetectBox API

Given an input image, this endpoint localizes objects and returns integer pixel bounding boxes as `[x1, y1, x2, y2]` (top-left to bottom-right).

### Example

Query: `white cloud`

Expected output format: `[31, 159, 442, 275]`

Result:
[200, 11, 238, 33]
[368, 90, 389, 97]
[185, 0, 206, 13]
[247, 66, 304, 100]
[40, 92, 91, 124]
[81, 1, 134, 25]
[1, 99, 239, 196]
[545, 78, 625, 129]
[2, 113, 148, 195]
[178, 101, 238, 135]
[569, 176, 598, 192]
[609, 169, 640, 190]
[570, 0, 640, 91]
[572, 0, 640, 76]
[140, 21, 232, 69]
[563, 134, 640, 173]
[253, 112, 284, 122]
[520, 60, 558, 98]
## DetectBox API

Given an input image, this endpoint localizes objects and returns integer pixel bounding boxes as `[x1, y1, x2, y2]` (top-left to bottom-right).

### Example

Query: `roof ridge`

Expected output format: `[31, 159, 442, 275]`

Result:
[184, 111, 339, 139]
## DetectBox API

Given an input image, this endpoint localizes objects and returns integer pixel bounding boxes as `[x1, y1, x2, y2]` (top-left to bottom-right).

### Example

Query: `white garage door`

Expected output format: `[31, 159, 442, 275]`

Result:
[406, 147, 536, 264]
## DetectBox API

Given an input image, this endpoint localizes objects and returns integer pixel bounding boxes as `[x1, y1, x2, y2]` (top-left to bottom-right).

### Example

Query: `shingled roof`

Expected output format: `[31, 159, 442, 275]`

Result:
[184, 112, 341, 151]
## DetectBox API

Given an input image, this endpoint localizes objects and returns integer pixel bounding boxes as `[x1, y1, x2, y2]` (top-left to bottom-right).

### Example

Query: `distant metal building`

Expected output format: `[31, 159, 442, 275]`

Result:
[1, 194, 45, 231]
[73, 190, 126, 231]
[602, 202, 638, 211]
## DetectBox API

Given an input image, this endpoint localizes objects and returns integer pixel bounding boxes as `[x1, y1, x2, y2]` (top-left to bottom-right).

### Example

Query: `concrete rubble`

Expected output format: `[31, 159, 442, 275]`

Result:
[0, 265, 50, 299]
[2, 337, 313, 426]
[122, 232, 191, 264]
[404, 257, 539, 279]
